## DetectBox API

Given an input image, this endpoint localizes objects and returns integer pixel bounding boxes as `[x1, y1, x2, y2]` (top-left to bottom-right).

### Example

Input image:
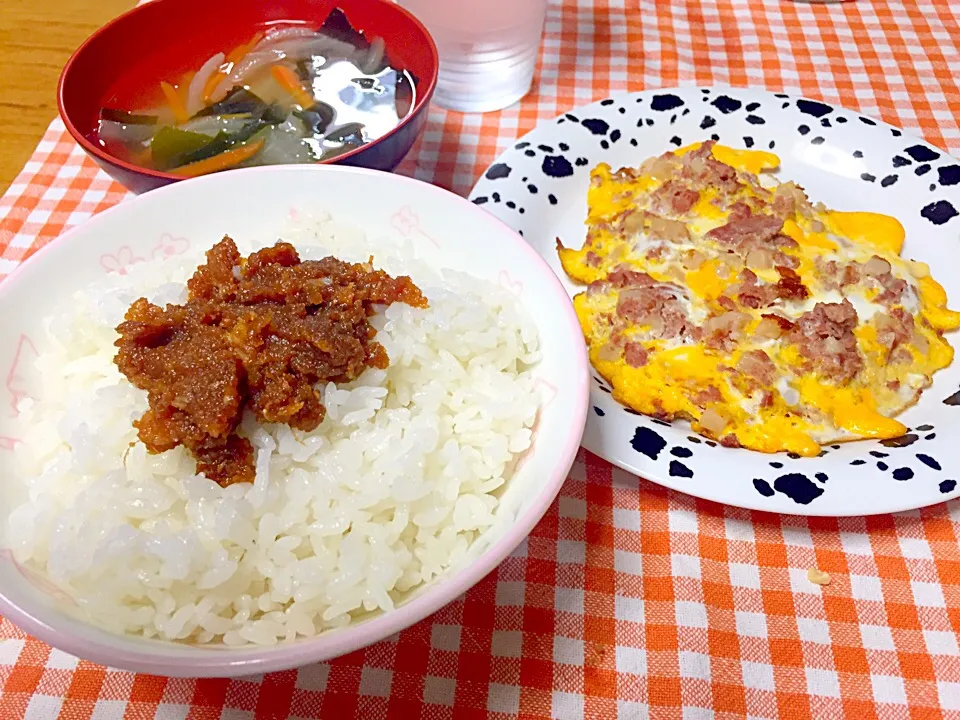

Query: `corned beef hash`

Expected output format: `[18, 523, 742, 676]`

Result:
[558, 140, 960, 456]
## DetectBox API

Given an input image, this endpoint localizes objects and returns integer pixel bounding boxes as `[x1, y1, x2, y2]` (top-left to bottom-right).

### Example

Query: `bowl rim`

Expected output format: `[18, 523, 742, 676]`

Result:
[0, 163, 590, 676]
[56, 0, 440, 183]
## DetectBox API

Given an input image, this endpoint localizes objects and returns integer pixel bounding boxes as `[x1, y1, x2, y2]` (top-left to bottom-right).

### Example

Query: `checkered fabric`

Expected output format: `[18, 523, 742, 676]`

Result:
[2, 0, 960, 717]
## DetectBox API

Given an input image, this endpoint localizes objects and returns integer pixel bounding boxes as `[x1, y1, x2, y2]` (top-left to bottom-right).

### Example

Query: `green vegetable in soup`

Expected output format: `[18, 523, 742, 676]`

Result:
[150, 127, 221, 170]
[193, 88, 269, 119]
[101, 108, 159, 125]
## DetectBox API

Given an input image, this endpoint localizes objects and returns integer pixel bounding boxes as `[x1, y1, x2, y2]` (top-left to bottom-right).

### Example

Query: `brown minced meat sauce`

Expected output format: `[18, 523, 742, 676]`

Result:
[114, 237, 427, 486]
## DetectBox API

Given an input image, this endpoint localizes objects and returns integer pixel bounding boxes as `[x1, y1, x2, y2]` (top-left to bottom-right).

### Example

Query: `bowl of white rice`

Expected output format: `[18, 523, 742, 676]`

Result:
[0, 165, 589, 676]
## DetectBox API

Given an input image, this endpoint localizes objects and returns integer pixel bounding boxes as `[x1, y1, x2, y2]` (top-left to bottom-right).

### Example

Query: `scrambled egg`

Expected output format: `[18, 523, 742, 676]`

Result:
[559, 141, 960, 456]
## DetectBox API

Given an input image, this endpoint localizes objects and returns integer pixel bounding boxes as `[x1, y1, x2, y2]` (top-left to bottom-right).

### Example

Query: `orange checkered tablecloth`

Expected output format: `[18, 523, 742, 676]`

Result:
[2, 1, 960, 718]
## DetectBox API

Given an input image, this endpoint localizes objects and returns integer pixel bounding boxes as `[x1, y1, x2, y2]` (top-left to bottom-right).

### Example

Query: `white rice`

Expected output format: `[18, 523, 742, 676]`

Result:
[6, 210, 541, 646]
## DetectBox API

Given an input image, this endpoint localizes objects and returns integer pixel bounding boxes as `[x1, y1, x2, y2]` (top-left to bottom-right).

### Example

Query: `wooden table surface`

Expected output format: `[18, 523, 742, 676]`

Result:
[0, 0, 133, 194]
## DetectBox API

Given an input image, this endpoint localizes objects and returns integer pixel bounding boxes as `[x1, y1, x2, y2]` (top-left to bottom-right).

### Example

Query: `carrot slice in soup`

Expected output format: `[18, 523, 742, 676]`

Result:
[270, 64, 315, 108]
[169, 138, 265, 177]
[160, 81, 190, 124]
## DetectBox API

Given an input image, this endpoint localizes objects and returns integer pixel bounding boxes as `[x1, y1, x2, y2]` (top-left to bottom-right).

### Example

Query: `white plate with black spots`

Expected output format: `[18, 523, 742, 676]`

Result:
[469, 86, 960, 516]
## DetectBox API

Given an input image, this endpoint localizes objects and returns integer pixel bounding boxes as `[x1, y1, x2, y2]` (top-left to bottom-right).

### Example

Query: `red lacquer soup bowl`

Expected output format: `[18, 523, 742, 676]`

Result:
[58, 0, 438, 193]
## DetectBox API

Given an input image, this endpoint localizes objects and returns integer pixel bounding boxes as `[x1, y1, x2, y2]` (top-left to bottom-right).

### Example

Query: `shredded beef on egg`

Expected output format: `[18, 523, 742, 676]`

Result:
[737, 349, 778, 385]
[599, 265, 698, 342]
[650, 180, 700, 215]
[788, 299, 864, 383]
[679, 140, 741, 194]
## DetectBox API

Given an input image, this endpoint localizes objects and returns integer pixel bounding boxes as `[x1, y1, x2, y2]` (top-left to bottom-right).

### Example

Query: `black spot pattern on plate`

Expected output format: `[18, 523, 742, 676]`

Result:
[944, 388, 960, 405]
[582, 118, 609, 135]
[624, 408, 642, 417]
[892, 155, 912, 167]
[701, 115, 717, 130]
[548, 193, 558, 205]
[926, 434, 936, 440]
[645, 118, 654, 127]
[916, 424, 934, 431]
[787, 453, 801, 460]
[905, 144, 939, 162]
[775, 474, 824, 504]
[938, 165, 960, 186]
[744, 136, 754, 148]
[798, 124, 811, 135]
[712, 96, 741, 114]
[753, 479, 775, 497]
[593, 406, 605, 417]
[619, 107, 627, 115]
[631, 427, 667, 460]
[881, 434, 918, 448]
[515, 141, 530, 149]
[670, 136, 683, 147]
[770, 461, 784, 469]
[881, 175, 898, 187]
[600, 140, 610, 149]
[746, 115, 765, 125]
[682, 108, 690, 116]
[870, 451, 889, 458]
[916, 453, 941, 471]
[797, 99, 833, 118]
[559, 142, 569, 151]
[815, 473, 828, 483]
[930, 184, 937, 192]
[768, 141, 776, 149]
[651, 419, 671, 427]
[492, 192, 500, 202]
[610, 129, 622, 143]
[651, 93, 685, 111]
[527, 184, 538, 194]
[600, 99, 615, 106]
[853, 150, 864, 158]
[565, 113, 580, 122]
[820, 118, 832, 128]
[575, 157, 589, 167]
[915, 164, 931, 176]
[851, 459, 866, 466]
[811, 137, 825, 146]
[836, 116, 847, 123]
[892, 467, 914, 481]
[542, 155, 574, 178]
[630, 139, 638, 147]
[861, 173, 876, 183]
[746, 102, 761, 112]
[472, 196, 488, 205]
[921, 200, 959, 225]
[891, 129, 902, 137]
[711, 133, 720, 142]
[537, 144, 554, 153]
[506, 201, 516, 209]
[670, 446, 693, 458]
[485, 163, 511, 180]
[860, 116, 877, 126]
[877, 462, 889, 471]
[687, 436, 702, 444]
[524, 149, 536, 157]
[669, 461, 693, 478]
[940, 479, 957, 493]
